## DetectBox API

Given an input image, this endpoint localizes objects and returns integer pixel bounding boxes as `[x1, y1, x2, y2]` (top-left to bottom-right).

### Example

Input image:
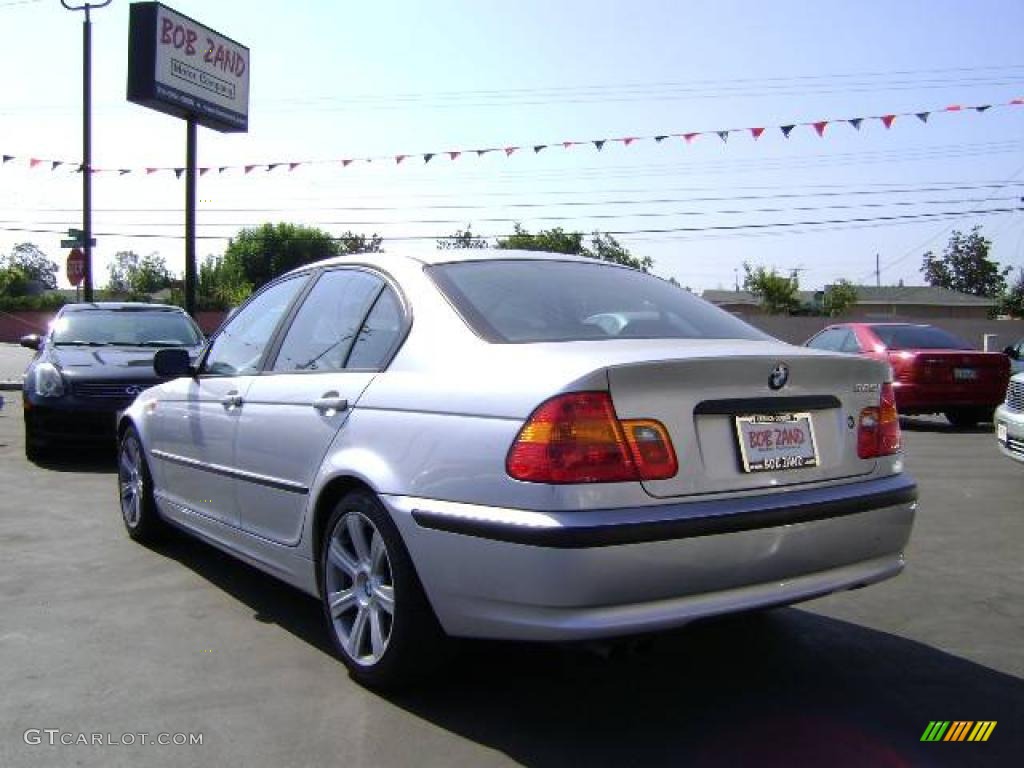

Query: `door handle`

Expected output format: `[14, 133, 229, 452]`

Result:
[313, 393, 348, 414]
[221, 392, 243, 409]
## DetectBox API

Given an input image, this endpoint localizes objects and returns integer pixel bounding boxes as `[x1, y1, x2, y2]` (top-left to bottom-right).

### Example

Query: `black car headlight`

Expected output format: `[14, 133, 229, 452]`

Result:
[34, 362, 66, 398]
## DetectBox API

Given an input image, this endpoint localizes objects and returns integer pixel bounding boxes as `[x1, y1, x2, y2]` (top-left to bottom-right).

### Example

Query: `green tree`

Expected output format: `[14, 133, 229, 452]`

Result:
[195, 254, 253, 309]
[0, 264, 31, 297]
[2, 243, 58, 289]
[107, 251, 173, 295]
[1000, 269, 1024, 318]
[743, 263, 800, 314]
[822, 279, 858, 317]
[437, 226, 489, 250]
[921, 226, 1010, 298]
[495, 224, 652, 272]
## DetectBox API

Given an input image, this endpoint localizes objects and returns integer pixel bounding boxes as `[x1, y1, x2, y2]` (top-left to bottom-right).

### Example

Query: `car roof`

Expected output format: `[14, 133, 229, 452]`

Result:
[59, 302, 187, 313]
[304, 248, 608, 272]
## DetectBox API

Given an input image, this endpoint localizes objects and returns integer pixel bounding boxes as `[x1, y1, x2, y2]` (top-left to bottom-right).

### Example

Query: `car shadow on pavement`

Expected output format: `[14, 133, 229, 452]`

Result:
[29, 445, 117, 474]
[149, 531, 1022, 767]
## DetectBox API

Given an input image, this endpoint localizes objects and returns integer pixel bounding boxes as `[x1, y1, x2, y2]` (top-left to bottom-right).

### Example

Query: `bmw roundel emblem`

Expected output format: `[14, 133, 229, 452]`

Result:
[768, 363, 789, 390]
[125, 386, 142, 396]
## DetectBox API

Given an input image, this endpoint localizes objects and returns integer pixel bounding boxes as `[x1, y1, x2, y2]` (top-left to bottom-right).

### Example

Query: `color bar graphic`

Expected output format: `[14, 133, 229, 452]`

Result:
[921, 721, 996, 742]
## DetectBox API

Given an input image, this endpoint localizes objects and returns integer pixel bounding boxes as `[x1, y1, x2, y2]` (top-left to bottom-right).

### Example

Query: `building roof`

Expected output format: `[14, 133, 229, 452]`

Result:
[702, 285, 998, 308]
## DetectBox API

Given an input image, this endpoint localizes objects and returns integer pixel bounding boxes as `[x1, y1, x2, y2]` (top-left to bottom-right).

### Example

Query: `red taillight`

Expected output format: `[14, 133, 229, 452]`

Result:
[857, 382, 902, 459]
[506, 392, 678, 484]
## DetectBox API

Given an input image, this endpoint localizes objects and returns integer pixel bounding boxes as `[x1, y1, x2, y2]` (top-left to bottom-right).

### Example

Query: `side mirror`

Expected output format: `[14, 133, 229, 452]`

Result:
[19, 334, 41, 351]
[154, 348, 194, 378]
[1004, 345, 1019, 360]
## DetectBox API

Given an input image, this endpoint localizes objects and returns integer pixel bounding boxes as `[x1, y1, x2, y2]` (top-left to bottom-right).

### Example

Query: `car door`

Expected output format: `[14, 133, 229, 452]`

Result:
[234, 268, 406, 545]
[148, 274, 309, 528]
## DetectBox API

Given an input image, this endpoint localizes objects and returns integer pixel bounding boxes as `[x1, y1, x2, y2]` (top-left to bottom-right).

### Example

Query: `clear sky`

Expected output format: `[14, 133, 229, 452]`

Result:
[1, 0, 1022, 292]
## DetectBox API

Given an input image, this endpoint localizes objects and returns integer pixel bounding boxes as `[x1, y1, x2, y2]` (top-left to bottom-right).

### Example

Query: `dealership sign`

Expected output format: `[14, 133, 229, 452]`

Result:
[127, 2, 249, 132]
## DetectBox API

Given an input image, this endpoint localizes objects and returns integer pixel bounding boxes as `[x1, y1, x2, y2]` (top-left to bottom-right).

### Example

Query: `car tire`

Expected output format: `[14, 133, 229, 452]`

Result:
[24, 417, 50, 463]
[117, 426, 165, 543]
[319, 489, 448, 690]
[944, 408, 988, 428]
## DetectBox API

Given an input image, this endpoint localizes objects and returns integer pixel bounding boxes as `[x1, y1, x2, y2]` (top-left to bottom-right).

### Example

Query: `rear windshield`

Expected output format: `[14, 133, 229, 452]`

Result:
[52, 309, 203, 347]
[428, 259, 767, 343]
[869, 324, 972, 350]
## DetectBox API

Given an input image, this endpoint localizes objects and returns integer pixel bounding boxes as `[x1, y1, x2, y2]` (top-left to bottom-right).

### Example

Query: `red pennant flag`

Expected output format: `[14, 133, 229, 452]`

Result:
[341, 159, 353, 167]
[620, 137, 636, 146]
[244, 165, 256, 173]
[683, 133, 699, 143]
[945, 104, 962, 112]
[288, 163, 301, 171]
[146, 167, 158, 175]
[29, 158, 42, 168]
[880, 115, 896, 129]
[448, 151, 461, 160]
[562, 141, 577, 149]
[750, 127, 765, 140]
[504, 146, 518, 156]
[395, 155, 407, 164]
[1011, 98, 1024, 105]
[813, 121, 828, 136]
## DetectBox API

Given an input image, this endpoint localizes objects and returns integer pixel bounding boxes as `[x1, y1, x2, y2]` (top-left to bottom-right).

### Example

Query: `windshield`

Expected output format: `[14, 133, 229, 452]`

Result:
[869, 324, 972, 350]
[428, 259, 767, 343]
[51, 309, 203, 347]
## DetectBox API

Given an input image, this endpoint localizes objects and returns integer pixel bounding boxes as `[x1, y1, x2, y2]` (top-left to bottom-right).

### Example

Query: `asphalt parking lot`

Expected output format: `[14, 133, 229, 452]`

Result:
[0, 397, 1021, 767]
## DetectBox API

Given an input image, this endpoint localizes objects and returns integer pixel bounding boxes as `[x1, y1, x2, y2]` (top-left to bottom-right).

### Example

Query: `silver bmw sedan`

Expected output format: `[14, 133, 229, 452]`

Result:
[117, 250, 916, 688]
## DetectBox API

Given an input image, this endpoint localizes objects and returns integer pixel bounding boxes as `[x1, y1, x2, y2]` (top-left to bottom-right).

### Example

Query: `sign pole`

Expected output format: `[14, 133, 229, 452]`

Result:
[185, 118, 197, 318]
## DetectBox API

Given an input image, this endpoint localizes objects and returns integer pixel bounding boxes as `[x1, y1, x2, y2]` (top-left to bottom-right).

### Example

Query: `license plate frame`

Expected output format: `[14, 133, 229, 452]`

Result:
[735, 412, 819, 473]
[997, 422, 1008, 444]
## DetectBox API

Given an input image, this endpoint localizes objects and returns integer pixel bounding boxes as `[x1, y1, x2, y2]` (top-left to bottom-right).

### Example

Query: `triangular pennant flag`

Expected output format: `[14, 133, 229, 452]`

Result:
[423, 153, 434, 163]
[848, 118, 863, 130]
[813, 121, 828, 137]
[199, 167, 210, 176]
[880, 114, 896, 129]
[288, 162, 301, 171]
[76, 164, 85, 173]
[683, 133, 699, 143]
[593, 140, 606, 151]
[218, 166, 228, 174]
[51, 161, 62, 171]
[119, 169, 131, 175]
[341, 159, 353, 167]
[562, 141, 577, 149]
[975, 105, 991, 112]
[1, 155, 13, 164]
[146, 167, 158, 175]
[1011, 98, 1024, 105]
[244, 165, 256, 173]
[945, 104, 962, 111]
[654, 135, 668, 143]
[29, 158, 42, 168]
[533, 145, 546, 153]
[780, 125, 795, 138]
[448, 151, 461, 160]
[717, 131, 729, 143]
[916, 112, 930, 123]
[620, 137, 636, 146]
[395, 155, 407, 164]
[476, 149, 491, 156]
[504, 146, 518, 156]
[174, 168, 184, 179]
[750, 127, 765, 140]
[267, 163, 282, 172]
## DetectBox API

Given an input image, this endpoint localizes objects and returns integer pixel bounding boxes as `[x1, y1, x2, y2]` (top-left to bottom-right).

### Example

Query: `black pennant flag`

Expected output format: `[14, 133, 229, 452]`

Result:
[848, 118, 863, 130]
[717, 131, 729, 143]
[174, 168, 184, 179]
[423, 153, 434, 163]
[533, 145, 547, 153]
[916, 112, 930, 123]
[654, 135, 668, 143]
[780, 125, 795, 138]
[119, 169, 131, 176]
[975, 105, 991, 112]
[593, 140, 606, 151]
[1, 154, 13, 164]
[51, 161, 62, 171]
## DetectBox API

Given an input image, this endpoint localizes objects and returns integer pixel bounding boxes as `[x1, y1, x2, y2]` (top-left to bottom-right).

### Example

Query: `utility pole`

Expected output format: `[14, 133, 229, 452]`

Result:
[62, 0, 111, 303]
[875, 253, 881, 287]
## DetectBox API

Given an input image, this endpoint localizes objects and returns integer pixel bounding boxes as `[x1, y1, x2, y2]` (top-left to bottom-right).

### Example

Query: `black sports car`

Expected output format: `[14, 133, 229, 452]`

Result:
[21, 302, 204, 460]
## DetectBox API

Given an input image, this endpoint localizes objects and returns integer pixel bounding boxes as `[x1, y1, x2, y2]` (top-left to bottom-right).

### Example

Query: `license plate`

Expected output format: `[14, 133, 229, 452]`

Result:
[954, 367, 977, 381]
[735, 412, 819, 473]
[997, 422, 1008, 444]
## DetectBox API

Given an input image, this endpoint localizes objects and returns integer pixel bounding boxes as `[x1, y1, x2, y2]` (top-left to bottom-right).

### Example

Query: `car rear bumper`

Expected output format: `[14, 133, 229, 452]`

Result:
[385, 473, 917, 641]
[994, 403, 1024, 463]
[892, 381, 1005, 413]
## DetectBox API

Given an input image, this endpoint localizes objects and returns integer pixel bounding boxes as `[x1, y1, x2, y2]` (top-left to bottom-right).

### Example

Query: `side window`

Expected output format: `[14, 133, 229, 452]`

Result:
[346, 287, 403, 370]
[272, 269, 383, 372]
[840, 330, 863, 353]
[807, 328, 841, 351]
[203, 275, 306, 376]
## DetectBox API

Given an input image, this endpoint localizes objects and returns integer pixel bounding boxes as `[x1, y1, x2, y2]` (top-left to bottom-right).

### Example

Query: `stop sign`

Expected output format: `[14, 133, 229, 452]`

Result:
[67, 248, 85, 287]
